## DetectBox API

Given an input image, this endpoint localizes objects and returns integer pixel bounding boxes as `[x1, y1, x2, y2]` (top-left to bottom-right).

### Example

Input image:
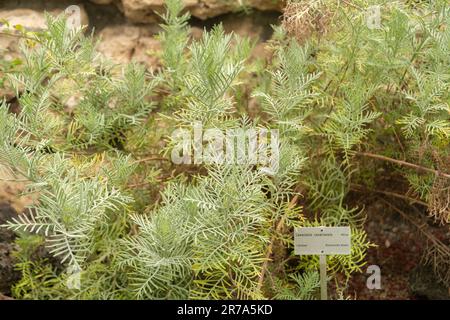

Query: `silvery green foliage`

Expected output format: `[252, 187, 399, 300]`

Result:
[113, 0, 311, 299]
[1, 0, 448, 300]
[4, 14, 159, 151]
[0, 15, 152, 277]
[3, 155, 132, 270]
[119, 164, 274, 299]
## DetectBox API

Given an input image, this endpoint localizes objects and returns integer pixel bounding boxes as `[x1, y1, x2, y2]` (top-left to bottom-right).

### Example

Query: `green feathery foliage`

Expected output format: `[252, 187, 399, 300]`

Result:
[0, 0, 448, 299]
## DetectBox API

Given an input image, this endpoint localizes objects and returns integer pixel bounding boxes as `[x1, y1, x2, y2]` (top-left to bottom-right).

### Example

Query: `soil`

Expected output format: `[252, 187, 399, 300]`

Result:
[0, 203, 19, 297]
[330, 192, 450, 300]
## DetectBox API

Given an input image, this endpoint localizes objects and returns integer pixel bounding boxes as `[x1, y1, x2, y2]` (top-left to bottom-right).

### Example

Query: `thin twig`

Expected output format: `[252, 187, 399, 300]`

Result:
[356, 152, 450, 179]
[350, 183, 428, 207]
[133, 156, 170, 164]
[0, 31, 41, 43]
[127, 181, 152, 188]
[380, 198, 450, 253]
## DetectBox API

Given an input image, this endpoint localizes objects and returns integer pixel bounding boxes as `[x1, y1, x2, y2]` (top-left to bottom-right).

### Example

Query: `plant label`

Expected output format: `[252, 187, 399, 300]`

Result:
[294, 226, 351, 255]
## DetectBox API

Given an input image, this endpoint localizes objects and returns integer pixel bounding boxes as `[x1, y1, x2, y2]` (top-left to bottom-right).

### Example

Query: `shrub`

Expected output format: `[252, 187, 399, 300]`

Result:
[0, 0, 448, 299]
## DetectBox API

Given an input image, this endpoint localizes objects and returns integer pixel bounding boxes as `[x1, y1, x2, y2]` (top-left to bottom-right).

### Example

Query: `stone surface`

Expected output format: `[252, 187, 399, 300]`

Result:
[97, 24, 142, 64]
[121, 0, 282, 23]
[0, 1, 277, 70]
[133, 33, 163, 69]
[97, 24, 163, 68]
[0, 9, 48, 31]
[89, 0, 115, 4]
[0, 7, 89, 61]
[0, 7, 89, 31]
[190, 26, 204, 41]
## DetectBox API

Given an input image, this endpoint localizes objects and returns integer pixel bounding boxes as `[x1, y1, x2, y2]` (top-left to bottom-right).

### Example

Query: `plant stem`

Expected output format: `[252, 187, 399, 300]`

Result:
[257, 191, 300, 291]
[133, 156, 170, 164]
[356, 152, 450, 179]
[350, 183, 428, 206]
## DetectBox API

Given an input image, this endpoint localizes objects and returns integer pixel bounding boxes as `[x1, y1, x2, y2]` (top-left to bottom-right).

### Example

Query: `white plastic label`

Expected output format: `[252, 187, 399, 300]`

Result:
[294, 226, 351, 255]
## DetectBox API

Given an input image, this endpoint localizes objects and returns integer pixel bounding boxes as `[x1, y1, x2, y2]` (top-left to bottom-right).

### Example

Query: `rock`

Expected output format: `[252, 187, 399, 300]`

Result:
[97, 25, 141, 64]
[0, 6, 89, 100]
[97, 25, 162, 68]
[86, 6, 275, 68]
[0, 7, 89, 64]
[250, 42, 272, 61]
[121, 0, 282, 23]
[89, 0, 115, 4]
[121, 0, 160, 23]
[133, 34, 162, 70]
[0, 9, 48, 31]
[186, 0, 236, 20]
[0, 87, 15, 102]
[0, 10, 47, 69]
[0, 7, 89, 32]
[221, 15, 266, 39]
[63, 94, 82, 114]
[190, 26, 204, 41]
